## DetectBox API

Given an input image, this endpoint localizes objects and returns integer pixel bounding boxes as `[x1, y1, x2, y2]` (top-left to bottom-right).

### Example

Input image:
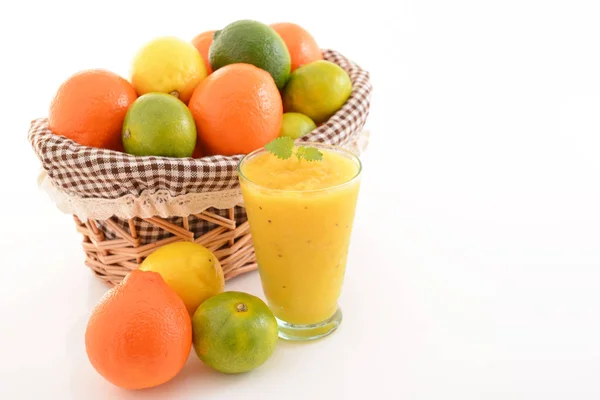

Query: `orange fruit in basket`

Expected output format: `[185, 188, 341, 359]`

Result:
[188, 63, 282, 156]
[192, 143, 206, 158]
[270, 22, 323, 72]
[85, 270, 192, 390]
[191, 30, 216, 74]
[48, 69, 137, 151]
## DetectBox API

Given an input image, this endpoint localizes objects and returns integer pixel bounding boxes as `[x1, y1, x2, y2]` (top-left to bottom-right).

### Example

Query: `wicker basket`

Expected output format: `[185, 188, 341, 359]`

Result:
[29, 49, 372, 286]
[73, 208, 257, 286]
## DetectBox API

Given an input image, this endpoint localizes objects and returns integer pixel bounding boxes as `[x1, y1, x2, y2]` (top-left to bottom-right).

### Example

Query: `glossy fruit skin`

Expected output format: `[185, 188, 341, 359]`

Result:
[192, 291, 278, 374]
[85, 270, 192, 390]
[279, 112, 317, 139]
[122, 93, 197, 157]
[48, 69, 137, 151]
[188, 63, 282, 156]
[140, 242, 225, 315]
[209, 20, 291, 89]
[191, 30, 216, 74]
[192, 143, 206, 158]
[282, 60, 352, 124]
[270, 22, 323, 72]
[131, 36, 207, 104]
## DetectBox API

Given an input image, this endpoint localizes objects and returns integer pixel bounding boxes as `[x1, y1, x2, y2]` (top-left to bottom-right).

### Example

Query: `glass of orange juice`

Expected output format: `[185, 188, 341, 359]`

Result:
[238, 143, 362, 341]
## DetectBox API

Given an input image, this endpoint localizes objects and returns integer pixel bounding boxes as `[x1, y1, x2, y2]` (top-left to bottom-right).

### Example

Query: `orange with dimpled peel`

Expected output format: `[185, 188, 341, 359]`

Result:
[85, 270, 192, 390]
[188, 63, 282, 156]
[48, 69, 137, 151]
[270, 22, 323, 72]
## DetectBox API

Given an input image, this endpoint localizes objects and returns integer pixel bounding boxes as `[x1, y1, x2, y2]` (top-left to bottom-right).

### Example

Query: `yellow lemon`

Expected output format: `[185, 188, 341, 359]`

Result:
[131, 36, 207, 104]
[140, 242, 224, 315]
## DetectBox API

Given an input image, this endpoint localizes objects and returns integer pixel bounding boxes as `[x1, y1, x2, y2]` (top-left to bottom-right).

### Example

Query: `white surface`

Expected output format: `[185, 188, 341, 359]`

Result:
[2, 0, 600, 398]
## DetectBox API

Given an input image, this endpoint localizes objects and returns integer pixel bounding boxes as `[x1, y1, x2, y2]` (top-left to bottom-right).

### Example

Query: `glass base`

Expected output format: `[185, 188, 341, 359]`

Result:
[276, 307, 343, 341]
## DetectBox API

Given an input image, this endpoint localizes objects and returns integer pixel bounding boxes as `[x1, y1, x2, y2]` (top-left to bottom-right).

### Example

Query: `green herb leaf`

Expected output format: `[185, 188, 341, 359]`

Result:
[297, 146, 323, 162]
[264, 137, 323, 162]
[264, 136, 294, 159]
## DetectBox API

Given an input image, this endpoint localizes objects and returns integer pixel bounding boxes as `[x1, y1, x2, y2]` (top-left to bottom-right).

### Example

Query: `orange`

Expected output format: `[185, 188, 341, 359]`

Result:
[85, 270, 192, 390]
[192, 143, 206, 158]
[49, 69, 137, 151]
[188, 63, 282, 156]
[191, 30, 216, 74]
[270, 23, 323, 72]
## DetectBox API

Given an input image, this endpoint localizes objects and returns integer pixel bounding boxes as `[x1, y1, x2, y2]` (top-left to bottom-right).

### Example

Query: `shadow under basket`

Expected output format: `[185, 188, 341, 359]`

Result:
[75, 205, 257, 286]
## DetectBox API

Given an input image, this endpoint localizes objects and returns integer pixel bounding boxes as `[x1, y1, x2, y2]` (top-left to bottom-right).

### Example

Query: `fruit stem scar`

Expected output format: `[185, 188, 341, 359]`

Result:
[169, 90, 180, 98]
[236, 303, 248, 312]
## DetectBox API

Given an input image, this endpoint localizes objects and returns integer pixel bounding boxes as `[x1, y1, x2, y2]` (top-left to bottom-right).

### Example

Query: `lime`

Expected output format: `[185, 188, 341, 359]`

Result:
[122, 93, 197, 157]
[209, 20, 291, 89]
[140, 242, 224, 315]
[192, 291, 278, 374]
[131, 36, 207, 104]
[282, 60, 352, 124]
[279, 112, 317, 139]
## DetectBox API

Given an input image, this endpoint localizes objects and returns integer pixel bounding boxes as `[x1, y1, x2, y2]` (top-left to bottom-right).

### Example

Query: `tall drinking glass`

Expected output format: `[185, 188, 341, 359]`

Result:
[238, 143, 362, 341]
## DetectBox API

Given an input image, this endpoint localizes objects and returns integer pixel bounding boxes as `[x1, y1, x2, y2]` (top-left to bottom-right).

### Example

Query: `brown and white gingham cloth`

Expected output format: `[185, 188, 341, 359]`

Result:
[28, 49, 372, 201]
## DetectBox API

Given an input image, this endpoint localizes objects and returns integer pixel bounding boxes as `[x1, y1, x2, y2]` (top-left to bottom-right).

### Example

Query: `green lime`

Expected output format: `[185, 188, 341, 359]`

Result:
[282, 60, 352, 124]
[192, 291, 278, 374]
[209, 20, 291, 89]
[122, 93, 196, 157]
[279, 112, 317, 139]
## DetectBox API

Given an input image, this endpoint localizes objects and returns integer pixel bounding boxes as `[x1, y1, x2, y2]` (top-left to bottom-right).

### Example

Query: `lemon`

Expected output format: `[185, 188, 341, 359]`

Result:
[192, 291, 278, 374]
[282, 60, 352, 124]
[279, 112, 317, 139]
[131, 36, 207, 104]
[140, 242, 224, 315]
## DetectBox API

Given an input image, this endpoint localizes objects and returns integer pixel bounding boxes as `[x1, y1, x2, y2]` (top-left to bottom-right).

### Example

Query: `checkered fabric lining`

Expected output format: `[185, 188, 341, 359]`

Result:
[28, 49, 372, 201]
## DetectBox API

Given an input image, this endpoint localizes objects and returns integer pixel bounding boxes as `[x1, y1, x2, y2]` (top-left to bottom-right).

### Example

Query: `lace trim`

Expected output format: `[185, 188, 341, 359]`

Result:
[39, 173, 244, 221]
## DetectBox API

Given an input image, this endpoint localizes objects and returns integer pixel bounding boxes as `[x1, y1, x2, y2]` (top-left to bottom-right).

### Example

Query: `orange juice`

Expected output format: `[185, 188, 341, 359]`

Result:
[239, 144, 361, 340]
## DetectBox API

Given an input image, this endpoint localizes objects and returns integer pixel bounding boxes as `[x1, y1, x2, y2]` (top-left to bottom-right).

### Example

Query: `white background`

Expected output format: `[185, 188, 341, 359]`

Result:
[1, 0, 600, 398]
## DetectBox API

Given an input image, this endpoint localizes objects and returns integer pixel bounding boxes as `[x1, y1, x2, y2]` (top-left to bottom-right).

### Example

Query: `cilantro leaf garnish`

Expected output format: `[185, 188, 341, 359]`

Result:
[264, 137, 323, 162]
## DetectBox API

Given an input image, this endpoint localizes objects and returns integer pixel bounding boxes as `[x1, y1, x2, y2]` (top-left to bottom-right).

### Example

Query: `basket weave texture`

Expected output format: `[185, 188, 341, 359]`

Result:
[29, 49, 372, 285]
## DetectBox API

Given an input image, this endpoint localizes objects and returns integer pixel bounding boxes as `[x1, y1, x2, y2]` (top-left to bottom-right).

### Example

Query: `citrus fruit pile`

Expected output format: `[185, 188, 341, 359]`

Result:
[48, 20, 353, 158]
[85, 242, 279, 390]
